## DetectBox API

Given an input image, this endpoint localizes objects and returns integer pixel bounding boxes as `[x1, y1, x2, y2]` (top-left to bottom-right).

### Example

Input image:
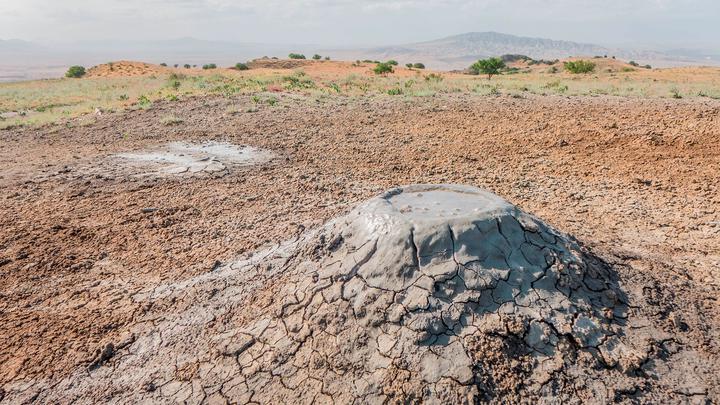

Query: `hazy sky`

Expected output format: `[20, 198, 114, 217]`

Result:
[1, 0, 718, 49]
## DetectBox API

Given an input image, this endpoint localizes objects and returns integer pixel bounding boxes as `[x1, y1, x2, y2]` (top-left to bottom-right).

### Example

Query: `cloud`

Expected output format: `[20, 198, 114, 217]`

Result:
[0, 0, 717, 48]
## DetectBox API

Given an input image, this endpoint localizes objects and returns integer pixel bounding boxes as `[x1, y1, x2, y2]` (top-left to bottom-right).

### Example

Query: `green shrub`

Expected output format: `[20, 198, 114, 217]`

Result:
[424, 73, 443, 82]
[387, 87, 403, 95]
[137, 95, 152, 108]
[283, 72, 316, 89]
[160, 63, 167, 67]
[235, 62, 249, 70]
[312, 54, 322, 60]
[413, 63, 425, 69]
[387, 60, 399, 66]
[469, 57, 506, 79]
[202, 63, 217, 70]
[65, 66, 86, 78]
[173, 64, 179, 68]
[405, 63, 413, 69]
[563, 60, 596, 74]
[670, 88, 682, 99]
[373, 62, 394, 75]
[324, 56, 330, 61]
[289, 53, 306, 60]
[362, 59, 374, 63]
[628, 61, 639, 67]
[184, 64, 191, 69]
[644, 64, 652, 69]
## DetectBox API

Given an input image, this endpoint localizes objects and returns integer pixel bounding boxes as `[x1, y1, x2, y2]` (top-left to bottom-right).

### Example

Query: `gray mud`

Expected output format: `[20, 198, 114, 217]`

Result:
[3, 185, 715, 404]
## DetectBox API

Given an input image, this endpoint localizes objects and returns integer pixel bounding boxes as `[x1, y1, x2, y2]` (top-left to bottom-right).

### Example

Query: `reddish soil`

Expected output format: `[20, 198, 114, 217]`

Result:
[0, 92, 718, 401]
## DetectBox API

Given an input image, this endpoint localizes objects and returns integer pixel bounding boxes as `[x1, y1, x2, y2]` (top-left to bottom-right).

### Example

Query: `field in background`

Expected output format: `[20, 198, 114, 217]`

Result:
[1, 58, 720, 129]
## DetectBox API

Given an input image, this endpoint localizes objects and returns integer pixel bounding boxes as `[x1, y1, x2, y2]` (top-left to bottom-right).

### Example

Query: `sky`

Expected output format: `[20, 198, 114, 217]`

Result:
[1, 0, 719, 50]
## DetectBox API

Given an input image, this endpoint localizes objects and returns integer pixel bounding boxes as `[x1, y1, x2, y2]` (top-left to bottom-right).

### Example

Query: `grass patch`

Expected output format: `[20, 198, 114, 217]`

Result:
[160, 115, 184, 125]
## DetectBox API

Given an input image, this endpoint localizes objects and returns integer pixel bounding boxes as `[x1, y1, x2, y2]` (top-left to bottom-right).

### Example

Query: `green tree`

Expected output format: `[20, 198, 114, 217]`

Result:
[470, 58, 506, 79]
[65, 66, 86, 78]
[235, 62, 249, 70]
[563, 60, 596, 74]
[312, 54, 322, 60]
[386, 60, 399, 66]
[373, 62, 394, 75]
[288, 53, 306, 60]
[413, 63, 425, 69]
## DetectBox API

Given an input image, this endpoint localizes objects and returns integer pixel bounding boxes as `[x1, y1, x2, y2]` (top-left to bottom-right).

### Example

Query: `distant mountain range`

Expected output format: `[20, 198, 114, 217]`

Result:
[324, 32, 714, 70]
[1, 32, 718, 81]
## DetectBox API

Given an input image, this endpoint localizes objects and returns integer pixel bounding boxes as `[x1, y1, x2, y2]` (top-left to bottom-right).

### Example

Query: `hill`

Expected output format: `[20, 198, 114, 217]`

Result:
[324, 32, 700, 70]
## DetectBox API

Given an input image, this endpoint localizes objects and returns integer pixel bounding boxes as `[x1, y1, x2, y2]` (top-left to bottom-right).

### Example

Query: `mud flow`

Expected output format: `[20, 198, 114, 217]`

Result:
[114, 141, 273, 178]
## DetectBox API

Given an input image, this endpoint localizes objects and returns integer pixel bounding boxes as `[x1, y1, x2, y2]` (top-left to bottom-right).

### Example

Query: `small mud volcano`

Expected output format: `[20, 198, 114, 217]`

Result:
[8, 185, 661, 403]
[114, 141, 272, 178]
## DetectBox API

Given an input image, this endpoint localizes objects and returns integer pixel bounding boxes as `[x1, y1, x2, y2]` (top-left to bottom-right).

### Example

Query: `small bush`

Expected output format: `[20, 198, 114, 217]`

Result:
[670, 88, 682, 99]
[202, 63, 217, 70]
[564, 60, 596, 74]
[235, 62, 249, 70]
[424, 73, 443, 82]
[413, 63, 425, 69]
[289, 53, 306, 60]
[387, 60, 399, 66]
[373, 62, 394, 75]
[160, 63, 167, 67]
[65, 66, 86, 78]
[324, 56, 330, 61]
[644, 64, 652, 69]
[173, 64, 179, 68]
[469, 58, 506, 79]
[548, 66, 559, 74]
[137, 95, 152, 108]
[628, 61, 639, 67]
[312, 54, 322, 60]
[283, 72, 316, 89]
[184, 64, 191, 69]
[405, 63, 413, 69]
[387, 88, 403, 95]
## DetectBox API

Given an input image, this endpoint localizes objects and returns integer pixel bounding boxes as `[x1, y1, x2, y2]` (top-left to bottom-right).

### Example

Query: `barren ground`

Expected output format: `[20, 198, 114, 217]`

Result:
[1, 91, 719, 402]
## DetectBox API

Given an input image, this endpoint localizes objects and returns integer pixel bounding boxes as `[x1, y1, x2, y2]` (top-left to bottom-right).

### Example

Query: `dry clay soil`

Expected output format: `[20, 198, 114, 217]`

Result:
[1, 92, 719, 402]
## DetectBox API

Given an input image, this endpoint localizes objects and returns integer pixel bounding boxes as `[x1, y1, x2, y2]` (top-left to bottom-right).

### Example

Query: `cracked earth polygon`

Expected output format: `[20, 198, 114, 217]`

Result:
[17, 184, 655, 403]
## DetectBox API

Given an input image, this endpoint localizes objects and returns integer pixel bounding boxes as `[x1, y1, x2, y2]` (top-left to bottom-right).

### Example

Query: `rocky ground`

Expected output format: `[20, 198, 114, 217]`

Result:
[0, 93, 718, 403]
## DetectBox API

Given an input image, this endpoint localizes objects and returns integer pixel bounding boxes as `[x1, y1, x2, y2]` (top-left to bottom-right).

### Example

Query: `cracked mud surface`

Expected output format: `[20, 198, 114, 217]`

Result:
[114, 141, 273, 178]
[1, 93, 719, 403]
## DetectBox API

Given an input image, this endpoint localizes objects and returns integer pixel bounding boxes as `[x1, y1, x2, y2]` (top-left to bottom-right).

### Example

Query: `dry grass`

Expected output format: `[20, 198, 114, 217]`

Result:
[2, 60, 719, 129]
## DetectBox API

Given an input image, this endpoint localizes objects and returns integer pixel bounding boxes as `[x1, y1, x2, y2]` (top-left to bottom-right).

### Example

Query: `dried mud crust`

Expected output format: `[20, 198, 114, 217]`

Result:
[0, 185, 691, 403]
[0, 93, 719, 403]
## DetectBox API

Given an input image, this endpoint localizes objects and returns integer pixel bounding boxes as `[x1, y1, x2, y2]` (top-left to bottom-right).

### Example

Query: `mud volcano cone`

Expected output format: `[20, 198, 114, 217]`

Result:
[230, 184, 630, 402]
[15, 185, 640, 404]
